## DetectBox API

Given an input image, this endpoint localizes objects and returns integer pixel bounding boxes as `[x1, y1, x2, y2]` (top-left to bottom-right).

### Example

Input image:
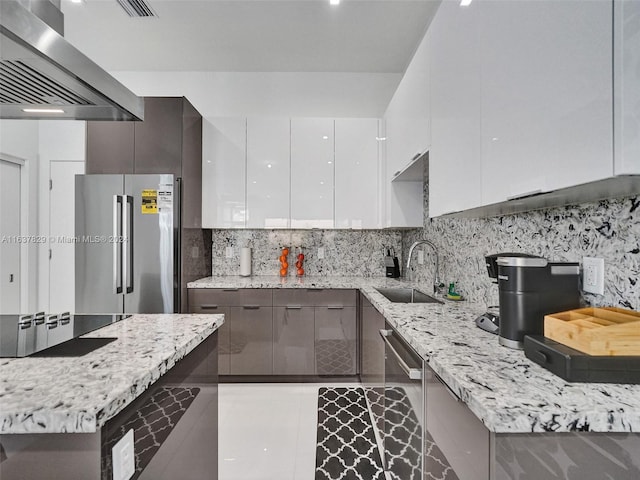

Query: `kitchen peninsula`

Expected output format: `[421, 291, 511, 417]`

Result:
[0, 314, 223, 480]
[189, 276, 640, 478]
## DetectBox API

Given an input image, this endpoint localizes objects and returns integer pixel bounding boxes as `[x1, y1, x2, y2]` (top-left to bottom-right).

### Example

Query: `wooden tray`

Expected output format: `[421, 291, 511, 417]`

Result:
[544, 307, 640, 356]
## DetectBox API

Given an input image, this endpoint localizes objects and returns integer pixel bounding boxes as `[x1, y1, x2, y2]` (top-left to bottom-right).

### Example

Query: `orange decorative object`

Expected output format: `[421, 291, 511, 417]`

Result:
[297, 268, 304, 276]
[295, 246, 305, 277]
[279, 246, 290, 277]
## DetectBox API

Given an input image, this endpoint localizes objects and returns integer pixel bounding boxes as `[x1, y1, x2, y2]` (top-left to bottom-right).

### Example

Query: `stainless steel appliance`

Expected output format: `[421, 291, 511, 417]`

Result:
[0, 312, 127, 357]
[380, 324, 423, 480]
[0, 0, 143, 120]
[497, 256, 581, 349]
[75, 174, 179, 314]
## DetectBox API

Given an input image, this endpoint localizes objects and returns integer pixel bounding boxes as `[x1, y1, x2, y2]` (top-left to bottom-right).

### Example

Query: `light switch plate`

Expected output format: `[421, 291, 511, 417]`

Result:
[112, 429, 135, 480]
[417, 250, 424, 265]
[318, 247, 325, 259]
[225, 246, 234, 259]
[582, 257, 604, 295]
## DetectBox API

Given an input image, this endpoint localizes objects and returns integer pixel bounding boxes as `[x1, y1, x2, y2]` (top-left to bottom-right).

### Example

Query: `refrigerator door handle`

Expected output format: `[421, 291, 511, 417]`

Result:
[113, 195, 123, 294]
[123, 195, 134, 294]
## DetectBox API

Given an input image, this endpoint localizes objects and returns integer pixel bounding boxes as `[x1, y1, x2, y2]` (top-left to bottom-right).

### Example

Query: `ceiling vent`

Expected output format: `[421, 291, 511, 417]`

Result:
[116, 0, 158, 18]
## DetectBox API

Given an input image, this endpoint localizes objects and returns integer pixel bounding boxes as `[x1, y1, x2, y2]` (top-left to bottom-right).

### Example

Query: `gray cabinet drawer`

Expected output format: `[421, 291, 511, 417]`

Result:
[273, 306, 315, 375]
[273, 288, 356, 307]
[315, 306, 357, 375]
[189, 288, 272, 308]
[229, 306, 273, 375]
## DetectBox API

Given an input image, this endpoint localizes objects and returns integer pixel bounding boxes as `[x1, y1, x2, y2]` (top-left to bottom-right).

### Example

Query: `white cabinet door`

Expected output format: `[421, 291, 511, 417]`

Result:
[202, 118, 246, 228]
[290, 118, 335, 228]
[428, 1, 482, 217]
[479, 0, 613, 206]
[335, 118, 381, 229]
[614, 0, 640, 175]
[246, 118, 290, 228]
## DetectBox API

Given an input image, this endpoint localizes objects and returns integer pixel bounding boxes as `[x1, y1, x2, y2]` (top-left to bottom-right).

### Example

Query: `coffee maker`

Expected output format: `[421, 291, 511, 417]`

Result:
[494, 255, 581, 349]
[475, 253, 540, 335]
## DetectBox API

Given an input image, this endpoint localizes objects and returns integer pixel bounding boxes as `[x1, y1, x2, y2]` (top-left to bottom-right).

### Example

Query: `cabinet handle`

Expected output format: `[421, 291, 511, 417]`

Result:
[507, 189, 543, 201]
[327, 306, 344, 310]
[222, 288, 239, 292]
[433, 370, 461, 402]
[286, 305, 302, 310]
[200, 304, 219, 310]
[379, 329, 422, 380]
[307, 288, 323, 292]
[243, 305, 260, 310]
[411, 152, 422, 161]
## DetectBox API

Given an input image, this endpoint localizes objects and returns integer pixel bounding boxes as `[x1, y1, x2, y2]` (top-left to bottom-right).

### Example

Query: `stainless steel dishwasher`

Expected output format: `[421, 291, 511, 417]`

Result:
[380, 323, 424, 480]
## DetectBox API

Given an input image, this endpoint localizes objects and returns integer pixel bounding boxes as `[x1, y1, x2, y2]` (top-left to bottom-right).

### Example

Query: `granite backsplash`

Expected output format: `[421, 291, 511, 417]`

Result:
[210, 229, 403, 278]
[404, 176, 639, 310]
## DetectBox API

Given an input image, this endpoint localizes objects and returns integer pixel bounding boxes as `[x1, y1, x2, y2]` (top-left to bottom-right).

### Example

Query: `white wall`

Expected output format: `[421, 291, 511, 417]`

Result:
[113, 71, 400, 118]
[0, 120, 40, 311]
[37, 121, 86, 312]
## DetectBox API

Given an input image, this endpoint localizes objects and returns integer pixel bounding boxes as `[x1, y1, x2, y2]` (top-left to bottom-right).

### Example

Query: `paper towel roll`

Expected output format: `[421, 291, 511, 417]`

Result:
[240, 247, 252, 277]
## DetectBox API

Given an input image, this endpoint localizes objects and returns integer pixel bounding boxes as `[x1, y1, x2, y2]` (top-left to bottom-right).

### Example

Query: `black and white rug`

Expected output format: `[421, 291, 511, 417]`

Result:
[315, 340, 355, 375]
[315, 387, 385, 480]
[103, 386, 200, 479]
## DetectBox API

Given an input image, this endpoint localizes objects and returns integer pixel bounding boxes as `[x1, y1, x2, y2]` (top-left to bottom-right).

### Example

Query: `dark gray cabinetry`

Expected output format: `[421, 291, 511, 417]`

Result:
[424, 363, 490, 479]
[273, 306, 315, 374]
[188, 289, 272, 375]
[273, 288, 357, 376]
[86, 97, 203, 229]
[359, 293, 385, 439]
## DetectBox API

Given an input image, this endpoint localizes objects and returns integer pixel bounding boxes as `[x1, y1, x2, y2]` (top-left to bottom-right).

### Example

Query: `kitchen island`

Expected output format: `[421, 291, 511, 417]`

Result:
[0, 313, 223, 480]
[189, 276, 640, 478]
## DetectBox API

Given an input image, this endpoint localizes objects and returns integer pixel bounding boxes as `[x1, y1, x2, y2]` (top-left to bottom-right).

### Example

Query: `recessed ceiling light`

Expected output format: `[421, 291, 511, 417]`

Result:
[70, 0, 84, 4]
[327, 161, 332, 164]
[460, 0, 473, 6]
[375, 136, 387, 141]
[330, 0, 340, 5]
[267, 164, 272, 168]
[322, 135, 329, 140]
[22, 108, 65, 113]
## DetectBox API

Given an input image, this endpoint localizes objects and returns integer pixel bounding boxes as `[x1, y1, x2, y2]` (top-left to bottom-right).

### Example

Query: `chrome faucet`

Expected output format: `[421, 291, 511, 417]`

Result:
[406, 240, 442, 295]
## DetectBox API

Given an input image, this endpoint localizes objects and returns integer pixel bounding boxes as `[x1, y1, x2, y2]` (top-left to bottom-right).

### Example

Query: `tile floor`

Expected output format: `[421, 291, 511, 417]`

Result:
[218, 383, 363, 480]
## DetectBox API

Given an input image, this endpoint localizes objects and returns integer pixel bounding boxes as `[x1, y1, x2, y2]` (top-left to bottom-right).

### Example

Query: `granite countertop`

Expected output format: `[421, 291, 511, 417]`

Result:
[0, 314, 224, 435]
[189, 276, 640, 434]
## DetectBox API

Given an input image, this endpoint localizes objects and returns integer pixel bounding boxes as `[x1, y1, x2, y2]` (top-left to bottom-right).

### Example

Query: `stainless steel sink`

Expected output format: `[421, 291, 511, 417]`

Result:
[375, 287, 443, 304]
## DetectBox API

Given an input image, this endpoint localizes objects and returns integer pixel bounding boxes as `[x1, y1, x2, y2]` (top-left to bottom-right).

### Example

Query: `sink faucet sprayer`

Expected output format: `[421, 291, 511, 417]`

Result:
[406, 240, 443, 295]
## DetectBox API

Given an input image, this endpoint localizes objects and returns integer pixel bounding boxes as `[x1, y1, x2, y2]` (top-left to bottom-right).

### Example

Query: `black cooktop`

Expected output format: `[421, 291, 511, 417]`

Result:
[0, 313, 129, 358]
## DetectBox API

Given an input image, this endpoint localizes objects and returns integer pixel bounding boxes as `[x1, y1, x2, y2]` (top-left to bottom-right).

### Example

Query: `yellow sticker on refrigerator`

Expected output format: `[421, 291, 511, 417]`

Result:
[141, 189, 158, 214]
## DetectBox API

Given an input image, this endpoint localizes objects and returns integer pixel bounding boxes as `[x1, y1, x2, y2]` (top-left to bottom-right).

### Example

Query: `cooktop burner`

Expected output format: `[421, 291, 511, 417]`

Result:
[0, 313, 130, 358]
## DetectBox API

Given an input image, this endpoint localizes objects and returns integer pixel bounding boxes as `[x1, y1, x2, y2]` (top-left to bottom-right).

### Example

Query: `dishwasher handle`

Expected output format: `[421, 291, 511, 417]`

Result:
[380, 329, 422, 380]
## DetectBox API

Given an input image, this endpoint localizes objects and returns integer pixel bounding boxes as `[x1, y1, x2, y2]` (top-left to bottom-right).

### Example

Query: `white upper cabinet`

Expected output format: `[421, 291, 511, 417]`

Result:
[202, 117, 246, 228]
[428, 1, 482, 217]
[335, 118, 381, 229]
[479, 0, 613, 206]
[246, 118, 290, 228]
[614, 0, 640, 175]
[290, 118, 335, 229]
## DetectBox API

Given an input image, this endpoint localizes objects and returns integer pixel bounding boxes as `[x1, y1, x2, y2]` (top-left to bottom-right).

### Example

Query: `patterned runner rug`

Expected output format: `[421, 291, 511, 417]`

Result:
[315, 387, 385, 480]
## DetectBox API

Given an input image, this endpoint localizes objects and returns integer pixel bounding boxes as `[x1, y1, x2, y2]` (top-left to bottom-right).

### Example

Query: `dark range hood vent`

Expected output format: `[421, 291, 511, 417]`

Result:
[0, 60, 92, 106]
[116, 0, 157, 18]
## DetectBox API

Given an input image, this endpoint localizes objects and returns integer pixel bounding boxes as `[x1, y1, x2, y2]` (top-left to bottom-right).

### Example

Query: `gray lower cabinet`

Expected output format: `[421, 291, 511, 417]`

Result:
[315, 306, 357, 375]
[424, 363, 490, 479]
[273, 306, 315, 374]
[188, 288, 272, 375]
[229, 305, 273, 375]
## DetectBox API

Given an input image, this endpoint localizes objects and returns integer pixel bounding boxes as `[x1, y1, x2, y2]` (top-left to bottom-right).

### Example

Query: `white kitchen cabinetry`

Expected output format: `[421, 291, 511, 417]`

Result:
[428, 1, 482, 217]
[246, 118, 290, 228]
[479, 0, 613, 206]
[202, 117, 246, 228]
[614, 0, 640, 176]
[335, 118, 381, 229]
[290, 118, 335, 228]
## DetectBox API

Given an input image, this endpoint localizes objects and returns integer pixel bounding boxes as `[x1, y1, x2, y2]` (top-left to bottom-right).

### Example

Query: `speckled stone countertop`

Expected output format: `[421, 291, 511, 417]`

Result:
[0, 314, 224, 435]
[190, 276, 640, 434]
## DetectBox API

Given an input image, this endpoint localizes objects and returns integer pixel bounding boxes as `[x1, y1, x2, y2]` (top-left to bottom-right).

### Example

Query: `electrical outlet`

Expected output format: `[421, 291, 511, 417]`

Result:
[191, 246, 199, 258]
[582, 257, 604, 295]
[112, 429, 135, 480]
[417, 250, 424, 265]
[318, 247, 325, 259]
[225, 246, 234, 259]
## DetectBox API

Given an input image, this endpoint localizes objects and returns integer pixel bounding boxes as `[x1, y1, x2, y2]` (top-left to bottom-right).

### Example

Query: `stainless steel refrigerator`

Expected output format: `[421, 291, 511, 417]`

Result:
[75, 174, 180, 314]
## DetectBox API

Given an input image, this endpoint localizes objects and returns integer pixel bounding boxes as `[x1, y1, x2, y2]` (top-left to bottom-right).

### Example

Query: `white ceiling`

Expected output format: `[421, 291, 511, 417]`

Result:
[60, 0, 440, 74]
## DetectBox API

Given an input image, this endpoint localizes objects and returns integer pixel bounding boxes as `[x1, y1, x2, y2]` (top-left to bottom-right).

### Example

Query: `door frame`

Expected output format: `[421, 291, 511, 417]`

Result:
[0, 152, 27, 312]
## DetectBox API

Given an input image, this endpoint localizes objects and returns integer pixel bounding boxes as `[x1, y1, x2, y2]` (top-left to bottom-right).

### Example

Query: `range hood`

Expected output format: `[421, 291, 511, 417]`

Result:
[0, 0, 144, 121]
